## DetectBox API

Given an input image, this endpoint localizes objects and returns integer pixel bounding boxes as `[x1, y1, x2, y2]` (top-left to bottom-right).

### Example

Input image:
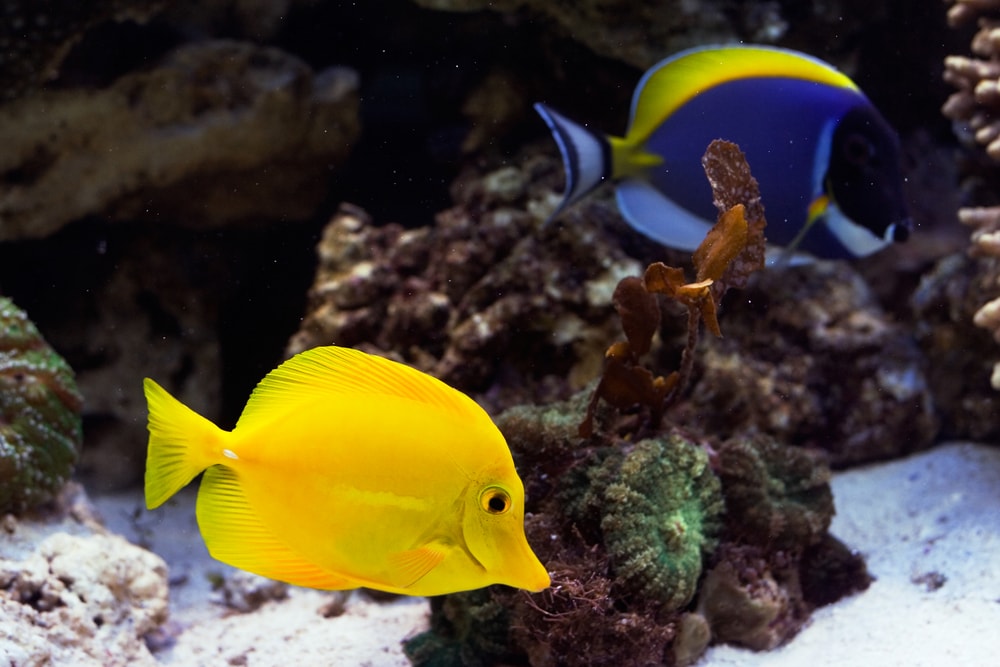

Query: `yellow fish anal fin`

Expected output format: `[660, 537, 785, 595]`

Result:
[197, 466, 356, 590]
[144, 378, 224, 510]
[235, 346, 483, 430]
[386, 542, 450, 589]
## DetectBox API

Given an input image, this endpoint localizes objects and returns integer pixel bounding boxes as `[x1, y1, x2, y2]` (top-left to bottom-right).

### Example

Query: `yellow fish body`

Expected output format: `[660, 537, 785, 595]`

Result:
[143, 345, 550, 596]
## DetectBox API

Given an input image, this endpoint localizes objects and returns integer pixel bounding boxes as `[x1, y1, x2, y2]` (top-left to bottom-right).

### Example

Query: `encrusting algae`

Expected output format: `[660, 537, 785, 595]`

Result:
[0, 296, 82, 513]
[144, 345, 549, 596]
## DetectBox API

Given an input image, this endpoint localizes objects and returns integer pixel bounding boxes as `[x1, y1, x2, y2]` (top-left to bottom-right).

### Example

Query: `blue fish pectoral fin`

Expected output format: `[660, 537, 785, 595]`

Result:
[534, 102, 612, 220]
[197, 466, 356, 590]
[615, 178, 714, 252]
[386, 542, 450, 589]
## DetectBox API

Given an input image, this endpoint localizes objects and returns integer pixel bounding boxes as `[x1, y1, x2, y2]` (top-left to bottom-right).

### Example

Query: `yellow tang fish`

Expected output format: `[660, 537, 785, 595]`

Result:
[143, 345, 550, 596]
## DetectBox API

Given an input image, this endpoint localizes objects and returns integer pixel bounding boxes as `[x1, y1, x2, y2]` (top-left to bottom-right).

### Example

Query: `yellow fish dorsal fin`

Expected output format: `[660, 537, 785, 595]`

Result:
[625, 45, 860, 148]
[235, 346, 481, 430]
[197, 465, 358, 590]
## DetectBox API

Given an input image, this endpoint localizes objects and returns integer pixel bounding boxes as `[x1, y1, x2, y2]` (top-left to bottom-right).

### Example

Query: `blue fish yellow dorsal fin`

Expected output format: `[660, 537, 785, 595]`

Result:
[625, 45, 860, 148]
[235, 346, 482, 430]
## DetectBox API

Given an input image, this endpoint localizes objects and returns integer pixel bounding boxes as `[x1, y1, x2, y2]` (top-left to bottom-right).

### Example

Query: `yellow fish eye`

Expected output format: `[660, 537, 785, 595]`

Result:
[480, 486, 511, 515]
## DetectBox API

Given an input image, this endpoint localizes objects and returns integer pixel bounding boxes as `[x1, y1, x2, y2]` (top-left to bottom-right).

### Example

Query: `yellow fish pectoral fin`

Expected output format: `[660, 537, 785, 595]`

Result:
[196, 466, 356, 590]
[386, 542, 450, 589]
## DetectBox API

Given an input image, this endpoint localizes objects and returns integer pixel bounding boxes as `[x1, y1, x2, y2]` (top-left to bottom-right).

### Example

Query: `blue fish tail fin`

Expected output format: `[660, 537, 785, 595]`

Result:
[143, 378, 225, 510]
[534, 103, 612, 219]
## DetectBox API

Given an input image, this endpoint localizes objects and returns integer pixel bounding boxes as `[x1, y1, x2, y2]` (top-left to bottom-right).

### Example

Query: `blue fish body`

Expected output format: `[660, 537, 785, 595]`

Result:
[536, 45, 912, 262]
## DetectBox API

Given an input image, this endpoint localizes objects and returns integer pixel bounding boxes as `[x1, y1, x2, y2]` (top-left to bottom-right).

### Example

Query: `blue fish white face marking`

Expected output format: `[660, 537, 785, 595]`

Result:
[535, 44, 912, 262]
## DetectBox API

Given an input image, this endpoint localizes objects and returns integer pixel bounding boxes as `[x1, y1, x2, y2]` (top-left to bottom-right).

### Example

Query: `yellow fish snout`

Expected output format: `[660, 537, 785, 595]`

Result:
[500, 535, 550, 592]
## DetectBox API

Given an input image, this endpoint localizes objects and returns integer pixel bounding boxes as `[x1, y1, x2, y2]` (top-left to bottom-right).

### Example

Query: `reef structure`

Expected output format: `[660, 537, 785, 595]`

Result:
[0, 484, 168, 666]
[933, 0, 1000, 437]
[404, 391, 868, 666]
[291, 159, 938, 465]
[287, 150, 644, 414]
[0, 40, 360, 241]
[0, 296, 82, 513]
[411, 0, 893, 70]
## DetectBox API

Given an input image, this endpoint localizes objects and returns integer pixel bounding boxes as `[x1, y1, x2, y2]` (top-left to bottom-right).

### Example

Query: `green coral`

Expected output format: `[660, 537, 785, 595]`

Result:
[715, 434, 833, 549]
[404, 589, 516, 667]
[597, 436, 724, 609]
[0, 296, 82, 513]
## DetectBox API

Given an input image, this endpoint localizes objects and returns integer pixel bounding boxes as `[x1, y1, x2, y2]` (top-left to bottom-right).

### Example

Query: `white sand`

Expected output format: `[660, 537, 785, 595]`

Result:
[93, 442, 1000, 666]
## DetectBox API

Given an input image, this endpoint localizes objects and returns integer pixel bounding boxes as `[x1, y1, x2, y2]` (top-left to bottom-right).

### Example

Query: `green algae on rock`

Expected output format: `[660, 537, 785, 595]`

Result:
[716, 434, 834, 550]
[0, 297, 82, 513]
[594, 437, 723, 608]
[406, 395, 724, 665]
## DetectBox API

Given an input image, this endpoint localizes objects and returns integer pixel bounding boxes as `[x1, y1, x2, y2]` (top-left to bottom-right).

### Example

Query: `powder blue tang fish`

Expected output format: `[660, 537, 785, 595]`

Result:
[535, 45, 912, 262]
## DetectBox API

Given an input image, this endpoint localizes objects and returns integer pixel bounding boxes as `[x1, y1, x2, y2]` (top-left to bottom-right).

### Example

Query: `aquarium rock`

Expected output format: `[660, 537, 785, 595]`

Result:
[411, 0, 891, 70]
[673, 260, 939, 466]
[0, 40, 359, 241]
[0, 484, 168, 666]
[911, 252, 1000, 440]
[288, 153, 642, 413]
[0, 0, 166, 101]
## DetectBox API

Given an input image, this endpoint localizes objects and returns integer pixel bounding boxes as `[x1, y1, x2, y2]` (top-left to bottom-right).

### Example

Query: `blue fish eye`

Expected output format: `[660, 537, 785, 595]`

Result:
[844, 133, 875, 166]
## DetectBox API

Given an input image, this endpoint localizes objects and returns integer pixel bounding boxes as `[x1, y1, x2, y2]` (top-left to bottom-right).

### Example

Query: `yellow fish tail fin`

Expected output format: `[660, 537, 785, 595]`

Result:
[197, 466, 356, 590]
[144, 377, 224, 510]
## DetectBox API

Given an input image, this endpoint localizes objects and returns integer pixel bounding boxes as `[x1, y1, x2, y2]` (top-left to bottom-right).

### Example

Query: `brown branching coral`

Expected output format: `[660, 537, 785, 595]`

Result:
[580, 140, 766, 436]
[944, 0, 1000, 388]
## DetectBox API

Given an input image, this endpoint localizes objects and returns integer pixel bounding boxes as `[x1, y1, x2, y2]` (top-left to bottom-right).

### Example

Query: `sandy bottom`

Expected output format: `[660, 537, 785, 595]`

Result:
[93, 441, 1000, 666]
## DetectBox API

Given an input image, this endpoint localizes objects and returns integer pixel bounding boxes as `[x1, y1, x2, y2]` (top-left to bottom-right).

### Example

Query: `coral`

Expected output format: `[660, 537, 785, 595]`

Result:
[0, 296, 82, 513]
[671, 612, 711, 667]
[674, 260, 938, 466]
[0, 484, 169, 666]
[0, 40, 360, 240]
[404, 589, 517, 667]
[911, 253, 1000, 439]
[943, 1, 1000, 159]
[715, 434, 834, 550]
[695, 545, 804, 651]
[0, 0, 166, 101]
[695, 537, 869, 651]
[942, 0, 1000, 393]
[407, 395, 725, 666]
[409, 387, 867, 665]
[287, 151, 644, 413]
[799, 534, 871, 607]
[598, 437, 723, 608]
